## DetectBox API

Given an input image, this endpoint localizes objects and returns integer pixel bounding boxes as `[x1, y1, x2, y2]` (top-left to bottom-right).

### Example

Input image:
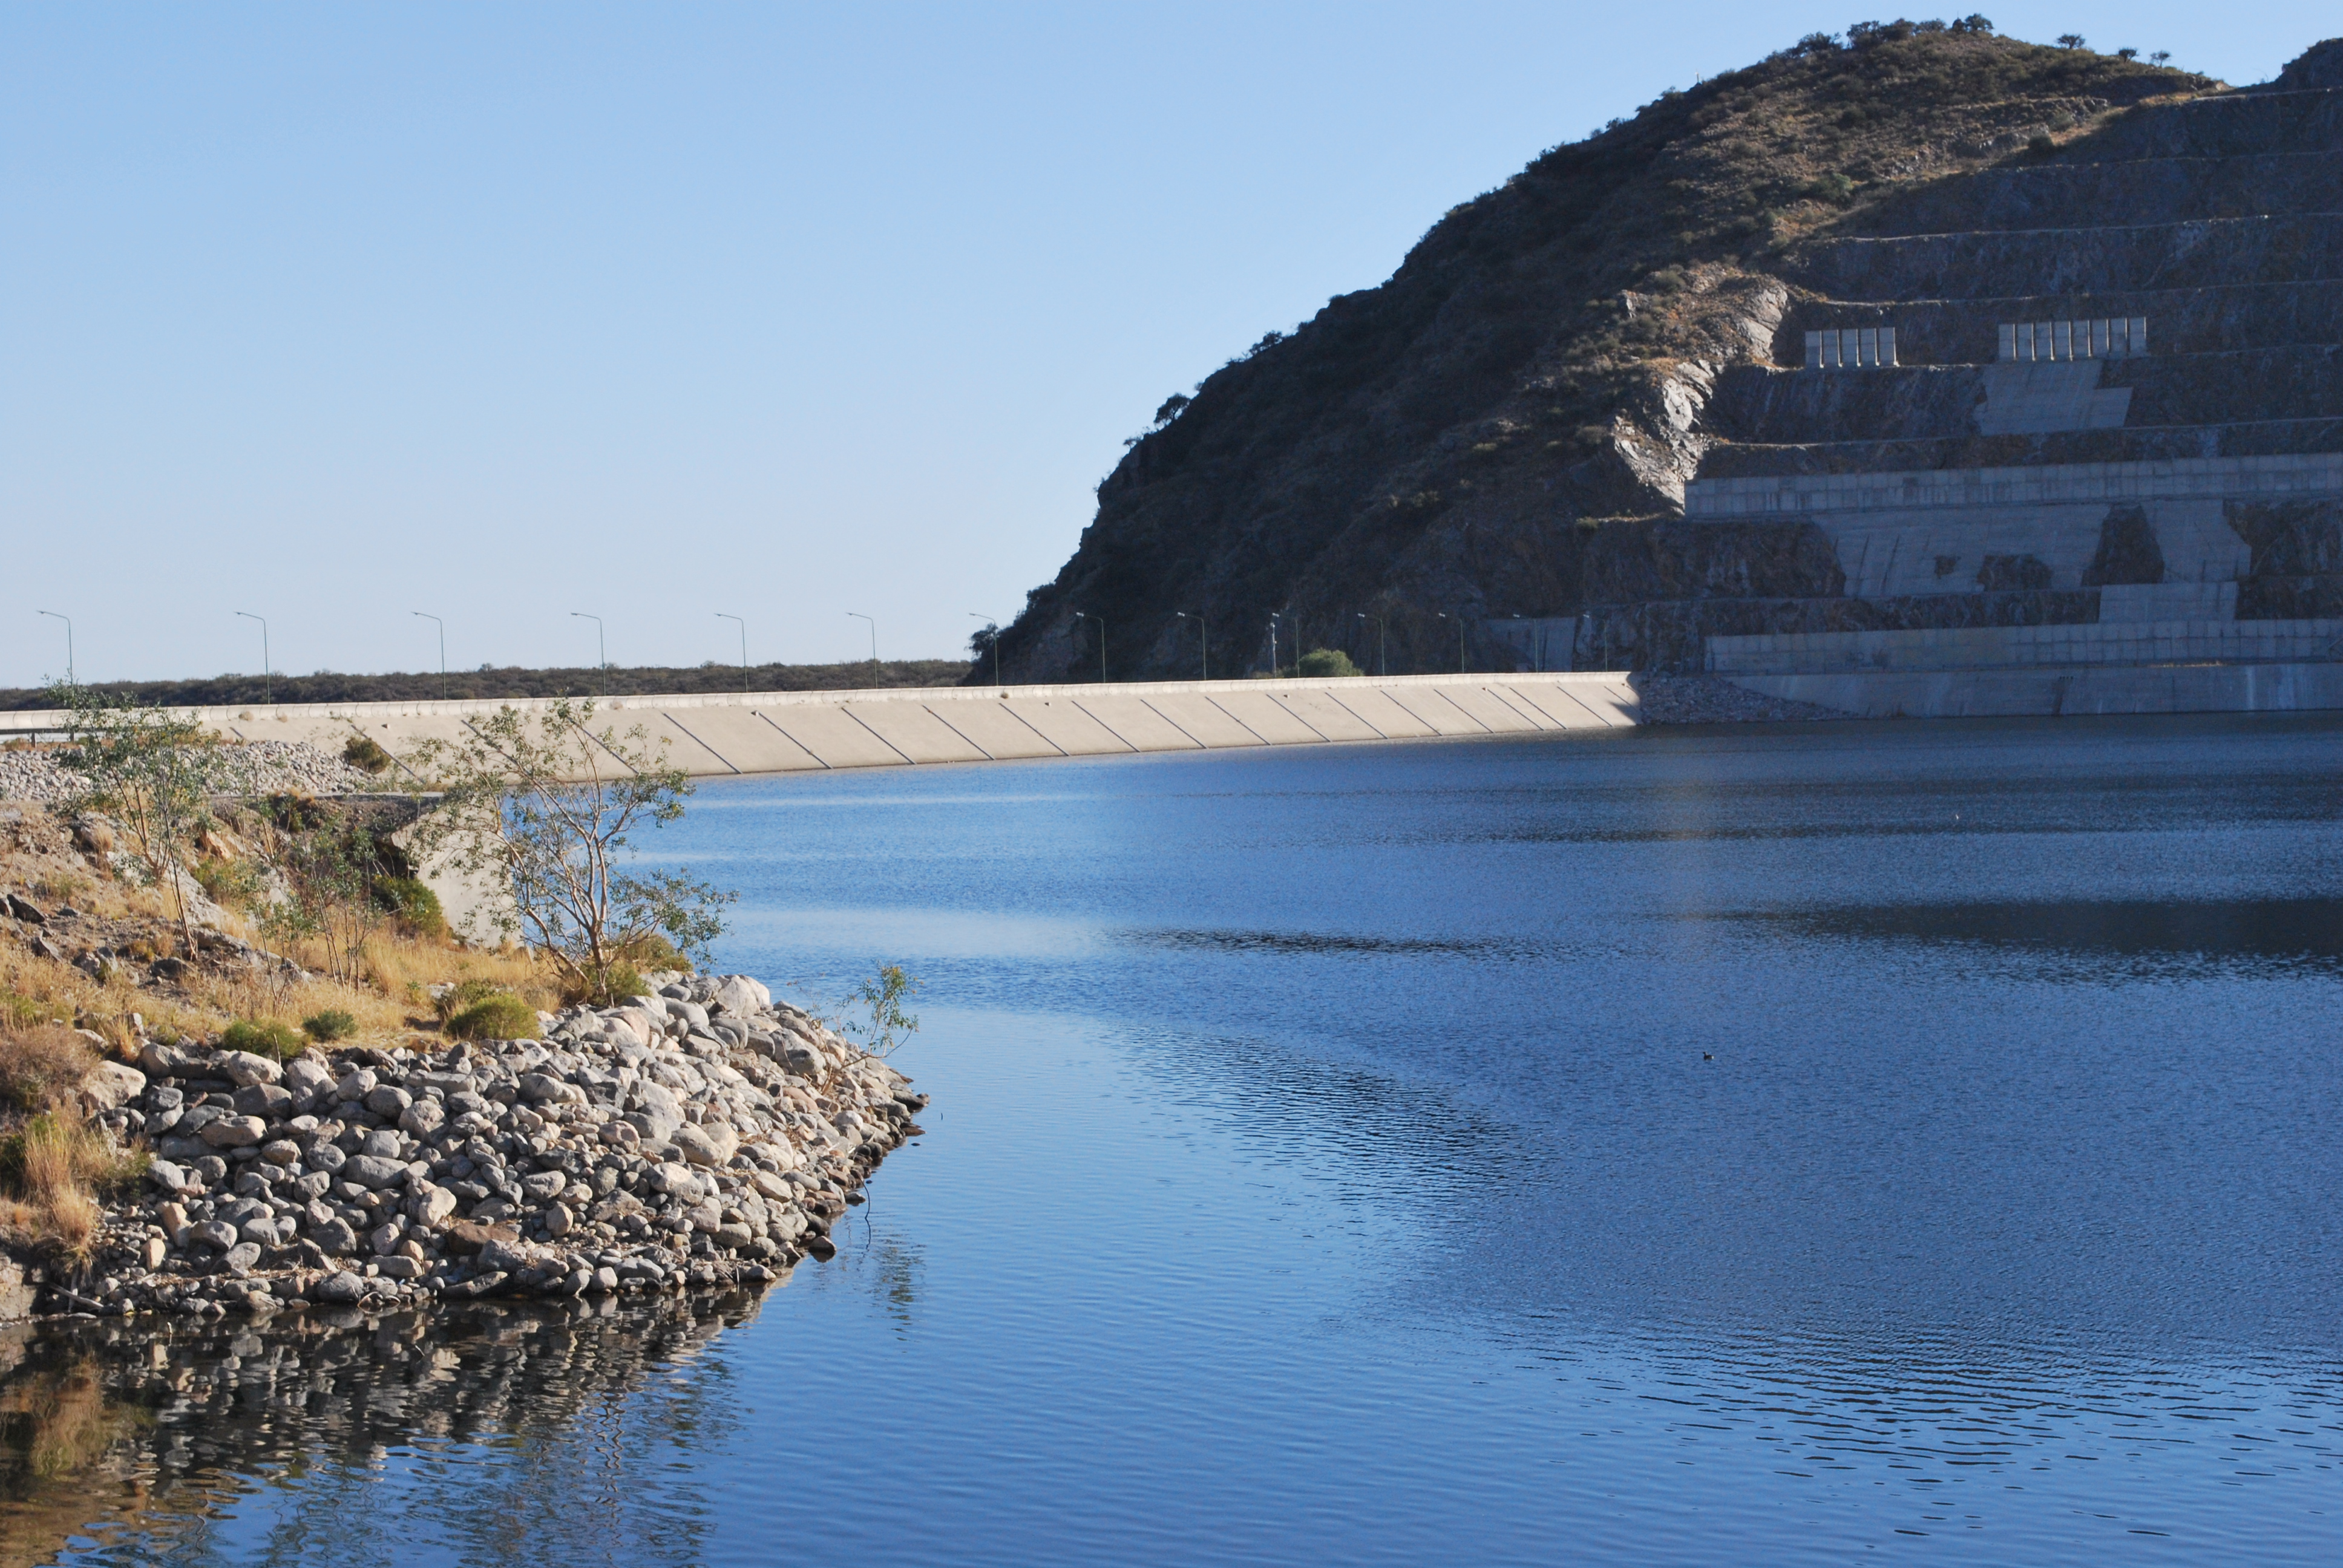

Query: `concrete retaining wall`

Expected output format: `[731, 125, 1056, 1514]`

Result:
[1726, 661, 2343, 717]
[1708, 615, 2343, 675]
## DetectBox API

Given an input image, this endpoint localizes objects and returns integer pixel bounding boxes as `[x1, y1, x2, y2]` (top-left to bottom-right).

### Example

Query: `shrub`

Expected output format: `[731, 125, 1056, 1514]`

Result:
[301, 1008, 357, 1043]
[219, 1019, 303, 1060]
[0, 1027, 99, 1113]
[373, 875, 448, 940]
[562, 963, 647, 1008]
[1297, 648, 1365, 678]
[342, 735, 394, 775]
[445, 993, 542, 1042]
[2028, 131, 2056, 155]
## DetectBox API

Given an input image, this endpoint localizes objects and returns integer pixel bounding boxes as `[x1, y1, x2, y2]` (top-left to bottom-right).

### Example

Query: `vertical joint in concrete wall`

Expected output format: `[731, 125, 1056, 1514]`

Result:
[1808, 326, 1898, 371]
[1999, 323, 2017, 362]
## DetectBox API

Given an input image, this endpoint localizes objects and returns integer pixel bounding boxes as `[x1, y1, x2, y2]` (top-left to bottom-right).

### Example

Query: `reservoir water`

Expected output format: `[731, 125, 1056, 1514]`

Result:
[6, 716, 2342, 1564]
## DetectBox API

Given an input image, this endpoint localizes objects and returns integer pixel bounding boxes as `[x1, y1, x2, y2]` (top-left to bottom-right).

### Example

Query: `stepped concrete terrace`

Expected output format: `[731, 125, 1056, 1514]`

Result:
[1615, 65, 2343, 717]
[0, 673, 1647, 780]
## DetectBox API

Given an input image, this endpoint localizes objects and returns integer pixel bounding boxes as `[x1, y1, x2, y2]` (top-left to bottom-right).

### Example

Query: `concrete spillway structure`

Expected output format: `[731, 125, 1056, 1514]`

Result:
[0, 673, 1644, 782]
[1599, 67, 2343, 717]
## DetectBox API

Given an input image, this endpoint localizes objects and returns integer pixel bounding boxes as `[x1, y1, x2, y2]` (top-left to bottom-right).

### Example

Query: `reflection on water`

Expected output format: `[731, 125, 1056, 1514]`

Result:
[7, 714, 2343, 1565]
[1, 1296, 760, 1565]
[1752, 897, 2343, 962]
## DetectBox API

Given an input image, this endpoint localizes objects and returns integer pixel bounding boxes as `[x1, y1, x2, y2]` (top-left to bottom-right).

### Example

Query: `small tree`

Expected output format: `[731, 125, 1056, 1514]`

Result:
[846, 963, 921, 1057]
[404, 699, 735, 1003]
[54, 683, 225, 957]
[260, 810, 382, 987]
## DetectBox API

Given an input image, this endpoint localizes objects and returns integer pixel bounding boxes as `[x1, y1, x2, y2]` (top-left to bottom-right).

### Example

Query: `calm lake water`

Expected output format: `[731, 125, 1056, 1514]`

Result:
[7, 715, 2342, 1565]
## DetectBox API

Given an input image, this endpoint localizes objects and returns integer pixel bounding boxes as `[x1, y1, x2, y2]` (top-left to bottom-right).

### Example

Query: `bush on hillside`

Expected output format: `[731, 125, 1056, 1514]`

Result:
[301, 1009, 357, 1043]
[220, 1019, 304, 1061]
[1298, 648, 1365, 678]
[445, 993, 542, 1043]
[343, 735, 394, 775]
[373, 875, 448, 940]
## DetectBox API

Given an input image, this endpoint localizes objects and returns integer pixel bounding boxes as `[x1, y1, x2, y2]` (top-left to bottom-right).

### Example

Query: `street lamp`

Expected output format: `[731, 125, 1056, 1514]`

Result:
[716, 613, 747, 676]
[970, 613, 1003, 686]
[1174, 611, 1208, 680]
[570, 612, 606, 696]
[37, 611, 71, 686]
[1071, 611, 1106, 682]
[235, 612, 270, 705]
[1357, 612, 1386, 676]
[413, 612, 446, 701]
[847, 612, 877, 667]
[1436, 612, 1466, 673]
[1267, 613, 1282, 679]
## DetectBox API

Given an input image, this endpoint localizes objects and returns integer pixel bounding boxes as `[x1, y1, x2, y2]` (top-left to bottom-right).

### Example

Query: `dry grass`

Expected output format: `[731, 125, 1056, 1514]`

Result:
[0, 1112, 140, 1255]
[0, 1027, 99, 1114]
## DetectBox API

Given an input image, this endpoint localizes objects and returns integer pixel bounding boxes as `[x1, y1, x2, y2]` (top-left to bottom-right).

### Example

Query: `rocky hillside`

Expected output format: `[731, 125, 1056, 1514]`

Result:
[985, 22, 2276, 681]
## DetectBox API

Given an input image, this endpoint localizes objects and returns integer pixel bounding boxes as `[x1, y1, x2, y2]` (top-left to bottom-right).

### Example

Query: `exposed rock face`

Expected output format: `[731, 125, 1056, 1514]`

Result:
[11, 972, 928, 1321]
[983, 30, 2340, 680]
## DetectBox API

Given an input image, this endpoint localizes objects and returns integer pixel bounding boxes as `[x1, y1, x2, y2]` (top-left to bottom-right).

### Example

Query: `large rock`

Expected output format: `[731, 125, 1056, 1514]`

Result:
[646, 1161, 702, 1198]
[441, 1218, 519, 1255]
[364, 1085, 413, 1117]
[191, 1220, 238, 1252]
[76, 1061, 146, 1114]
[518, 1072, 583, 1106]
[232, 1083, 293, 1118]
[710, 975, 771, 1016]
[283, 1056, 336, 1101]
[309, 1217, 359, 1255]
[673, 1120, 738, 1168]
[199, 1116, 267, 1149]
[312, 1271, 365, 1303]
[627, 1081, 684, 1145]
[217, 1051, 283, 1088]
[342, 1154, 408, 1190]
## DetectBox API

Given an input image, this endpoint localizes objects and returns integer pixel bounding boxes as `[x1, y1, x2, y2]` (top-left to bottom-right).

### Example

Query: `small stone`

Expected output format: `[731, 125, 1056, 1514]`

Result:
[520, 1171, 567, 1201]
[410, 1186, 459, 1227]
[398, 1099, 445, 1137]
[593, 1266, 620, 1293]
[370, 1221, 405, 1255]
[147, 1159, 189, 1192]
[335, 1067, 379, 1101]
[546, 1202, 574, 1237]
[647, 1161, 701, 1198]
[192, 1220, 238, 1252]
[238, 1217, 278, 1246]
[223, 1241, 262, 1275]
[260, 1140, 301, 1166]
[377, 1255, 425, 1280]
[361, 1129, 403, 1160]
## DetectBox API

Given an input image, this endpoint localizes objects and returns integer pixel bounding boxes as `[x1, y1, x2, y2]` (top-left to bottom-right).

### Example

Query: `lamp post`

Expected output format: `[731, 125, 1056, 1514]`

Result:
[970, 613, 1002, 686]
[413, 612, 445, 701]
[1437, 612, 1466, 673]
[716, 613, 747, 676]
[847, 612, 877, 668]
[570, 612, 606, 696]
[1267, 613, 1282, 679]
[1072, 611, 1106, 682]
[1357, 612, 1386, 676]
[235, 612, 270, 704]
[1174, 611, 1208, 680]
[37, 611, 71, 686]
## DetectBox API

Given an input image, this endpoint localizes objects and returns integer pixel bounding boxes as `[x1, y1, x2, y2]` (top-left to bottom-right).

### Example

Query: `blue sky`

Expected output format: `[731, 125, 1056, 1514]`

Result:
[2, 2, 2325, 686]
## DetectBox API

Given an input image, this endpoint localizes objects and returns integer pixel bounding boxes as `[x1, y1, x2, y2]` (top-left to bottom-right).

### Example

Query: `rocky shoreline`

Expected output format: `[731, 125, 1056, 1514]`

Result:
[3, 971, 924, 1321]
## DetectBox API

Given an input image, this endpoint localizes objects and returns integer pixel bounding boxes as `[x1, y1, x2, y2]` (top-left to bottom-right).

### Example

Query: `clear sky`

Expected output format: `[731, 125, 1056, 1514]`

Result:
[2, 2, 2326, 687]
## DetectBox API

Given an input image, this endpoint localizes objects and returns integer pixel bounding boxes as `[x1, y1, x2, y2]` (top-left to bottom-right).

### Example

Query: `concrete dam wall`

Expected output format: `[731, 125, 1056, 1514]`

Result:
[0, 673, 1645, 782]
